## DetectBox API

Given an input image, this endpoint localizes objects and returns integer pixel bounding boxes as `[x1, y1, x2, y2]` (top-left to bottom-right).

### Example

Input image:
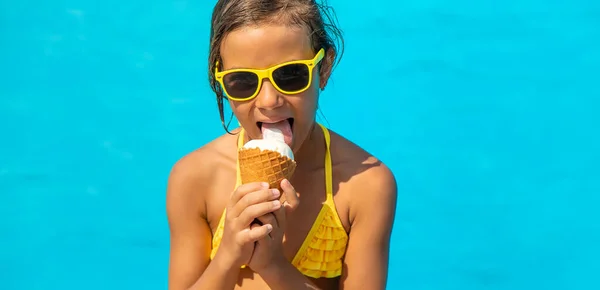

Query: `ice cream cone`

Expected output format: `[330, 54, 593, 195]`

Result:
[238, 147, 296, 192]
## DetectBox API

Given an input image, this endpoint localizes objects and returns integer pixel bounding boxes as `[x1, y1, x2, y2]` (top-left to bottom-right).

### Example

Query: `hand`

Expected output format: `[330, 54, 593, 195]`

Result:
[215, 182, 282, 268]
[247, 179, 300, 274]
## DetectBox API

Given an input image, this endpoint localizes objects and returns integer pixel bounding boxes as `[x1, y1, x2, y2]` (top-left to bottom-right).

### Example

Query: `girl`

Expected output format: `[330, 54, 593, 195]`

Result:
[166, 1, 397, 289]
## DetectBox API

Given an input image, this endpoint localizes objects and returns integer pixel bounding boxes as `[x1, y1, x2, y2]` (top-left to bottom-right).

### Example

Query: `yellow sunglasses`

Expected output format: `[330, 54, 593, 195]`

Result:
[214, 48, 325, 101]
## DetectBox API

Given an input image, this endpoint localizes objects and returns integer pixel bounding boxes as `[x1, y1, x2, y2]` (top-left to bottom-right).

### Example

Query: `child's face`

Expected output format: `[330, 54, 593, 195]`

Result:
[219, 24, 325, 152]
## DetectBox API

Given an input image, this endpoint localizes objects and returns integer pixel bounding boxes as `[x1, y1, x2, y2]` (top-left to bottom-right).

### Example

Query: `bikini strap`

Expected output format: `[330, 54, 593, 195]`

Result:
[237, 129, 245, 148]
[317, 123, 334, 199]
[235, 129, 245, 187]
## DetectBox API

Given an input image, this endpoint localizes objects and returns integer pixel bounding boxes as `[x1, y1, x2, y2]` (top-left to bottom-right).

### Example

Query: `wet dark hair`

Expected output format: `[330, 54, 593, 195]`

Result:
[207, 0, 344, 133]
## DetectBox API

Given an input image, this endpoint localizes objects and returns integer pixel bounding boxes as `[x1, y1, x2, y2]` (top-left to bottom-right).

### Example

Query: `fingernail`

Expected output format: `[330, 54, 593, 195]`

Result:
[272, 200, 280, 208]
[261, 182, 269, 188]
[266, 224, 273, 231]
[282, 179, 290, 187]
[271, 189, 280, 197]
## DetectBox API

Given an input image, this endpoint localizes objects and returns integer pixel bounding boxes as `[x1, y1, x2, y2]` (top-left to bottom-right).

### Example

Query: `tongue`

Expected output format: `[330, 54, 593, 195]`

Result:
[261, 120, 293, 146]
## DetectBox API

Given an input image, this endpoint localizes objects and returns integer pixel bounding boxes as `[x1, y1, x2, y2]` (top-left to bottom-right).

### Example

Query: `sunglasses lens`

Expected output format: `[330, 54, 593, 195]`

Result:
[223, 72, 259, 99]
[273, 64, 310, 92]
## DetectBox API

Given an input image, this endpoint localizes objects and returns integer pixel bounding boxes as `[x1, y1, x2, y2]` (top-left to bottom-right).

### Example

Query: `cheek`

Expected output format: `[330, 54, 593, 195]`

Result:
[229, 100, 252, 124]
[229, 98, 251, 113]
[228, 99, 238, 112]
[294, 90, 319, 118]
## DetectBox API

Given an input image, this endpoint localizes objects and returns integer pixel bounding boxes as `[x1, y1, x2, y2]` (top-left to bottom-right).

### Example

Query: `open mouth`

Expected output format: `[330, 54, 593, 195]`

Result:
[256, 118, 294, 146]
[256, 118, 294, 132]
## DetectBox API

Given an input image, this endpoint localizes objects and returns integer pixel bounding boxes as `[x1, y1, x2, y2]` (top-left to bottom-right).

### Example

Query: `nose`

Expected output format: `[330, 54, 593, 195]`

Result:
[254, 79, 284, 110]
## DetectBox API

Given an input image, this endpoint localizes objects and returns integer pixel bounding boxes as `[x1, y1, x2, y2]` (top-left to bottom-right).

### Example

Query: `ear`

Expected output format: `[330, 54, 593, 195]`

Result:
[319, 47, 336, 90]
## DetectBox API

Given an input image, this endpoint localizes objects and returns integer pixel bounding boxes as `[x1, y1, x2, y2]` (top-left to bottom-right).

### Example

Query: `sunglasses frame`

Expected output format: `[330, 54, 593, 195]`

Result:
[214, 48, 325, 102]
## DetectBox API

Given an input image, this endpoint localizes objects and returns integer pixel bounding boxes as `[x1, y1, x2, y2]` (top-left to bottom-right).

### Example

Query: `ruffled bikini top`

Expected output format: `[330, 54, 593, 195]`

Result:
[209, 123, 349, 278]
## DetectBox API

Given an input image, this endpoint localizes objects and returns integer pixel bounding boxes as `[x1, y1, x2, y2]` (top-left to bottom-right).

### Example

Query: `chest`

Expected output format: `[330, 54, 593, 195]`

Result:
[207, 162, 352, 260]
[282, 180, 327, 251]
[206, 159, 352, 287]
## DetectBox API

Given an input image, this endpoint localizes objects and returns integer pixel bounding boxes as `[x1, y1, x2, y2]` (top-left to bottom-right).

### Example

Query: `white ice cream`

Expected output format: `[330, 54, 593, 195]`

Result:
[242, 127, 294, 160]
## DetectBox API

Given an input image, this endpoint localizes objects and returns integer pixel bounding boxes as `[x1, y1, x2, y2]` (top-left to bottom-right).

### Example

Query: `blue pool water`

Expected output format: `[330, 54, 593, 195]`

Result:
[1, 0, 599, 289]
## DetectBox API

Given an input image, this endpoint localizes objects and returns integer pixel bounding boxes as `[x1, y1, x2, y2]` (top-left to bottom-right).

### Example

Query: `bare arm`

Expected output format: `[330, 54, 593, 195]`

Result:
[166, 154, 240, 290]
[339, 163, 398, 290]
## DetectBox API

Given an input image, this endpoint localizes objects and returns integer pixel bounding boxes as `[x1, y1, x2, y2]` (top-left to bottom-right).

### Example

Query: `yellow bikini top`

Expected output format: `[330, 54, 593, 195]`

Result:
[209, 123, 349, 278]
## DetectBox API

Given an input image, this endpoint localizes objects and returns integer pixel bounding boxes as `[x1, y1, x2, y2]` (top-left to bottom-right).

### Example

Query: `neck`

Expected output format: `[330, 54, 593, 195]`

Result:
[293, 123, 326, 171]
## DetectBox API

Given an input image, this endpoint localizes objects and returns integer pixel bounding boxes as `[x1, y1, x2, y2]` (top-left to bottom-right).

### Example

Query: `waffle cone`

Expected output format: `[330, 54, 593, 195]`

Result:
[238, 147, 296, 191]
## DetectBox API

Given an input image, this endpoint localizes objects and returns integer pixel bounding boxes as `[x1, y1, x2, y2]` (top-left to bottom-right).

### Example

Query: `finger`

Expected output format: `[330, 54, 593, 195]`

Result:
[256, 212, 279, 230]
[238, 200, 281, 226]
[232, 188, 280, 218]
[256, 231, 272, 246]
[280, 179, 300, 211]
[230, 182, 270, 206]
[271, 205, 286, 234]
[256, 213, 279, 241]
[240, 223, 272, 244]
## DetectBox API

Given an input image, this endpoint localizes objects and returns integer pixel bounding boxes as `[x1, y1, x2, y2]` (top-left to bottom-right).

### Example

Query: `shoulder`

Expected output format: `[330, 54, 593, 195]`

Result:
[166, 130, 240, 219]
[327, 128, 397, 225]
